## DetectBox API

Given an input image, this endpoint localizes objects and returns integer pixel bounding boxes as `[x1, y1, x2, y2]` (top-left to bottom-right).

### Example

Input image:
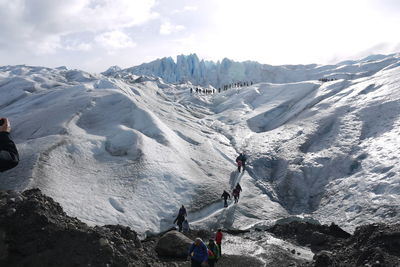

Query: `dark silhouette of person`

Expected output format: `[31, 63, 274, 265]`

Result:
[0, 118, 19, 172]
[235, 183, 242, 200]
[221, 190, 231, 207]
[236, 183, 242, 193]
[174, 205, 187, 232]
[232, 188, 239, 203]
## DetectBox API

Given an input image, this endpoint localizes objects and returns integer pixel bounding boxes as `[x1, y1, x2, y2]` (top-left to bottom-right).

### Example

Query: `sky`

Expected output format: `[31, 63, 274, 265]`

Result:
[0, 0, 399, 72]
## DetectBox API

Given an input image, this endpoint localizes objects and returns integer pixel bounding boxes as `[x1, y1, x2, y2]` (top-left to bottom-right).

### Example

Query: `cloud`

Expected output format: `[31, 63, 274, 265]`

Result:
[64, 42, 92, 52]
[183, 5, 198, 11]
[160, 21, 185, 35]
[0, 0, 157, 54]
[172, 5, 198, 14]
[95, 31, 136, 50]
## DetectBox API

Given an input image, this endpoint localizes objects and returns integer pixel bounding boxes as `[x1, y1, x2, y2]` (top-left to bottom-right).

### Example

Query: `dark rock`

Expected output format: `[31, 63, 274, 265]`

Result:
[267, 220, 351, 252]
[313, 251, 334, 267]
[0, 228, 8, 260]
[0, 188, 165, 267]
[328, 223, 351, 239]
[268, 219, 400, 266]
[155, 230, 193, 258]
[310, 232, 328, 246]
[224, 229, 251, 235]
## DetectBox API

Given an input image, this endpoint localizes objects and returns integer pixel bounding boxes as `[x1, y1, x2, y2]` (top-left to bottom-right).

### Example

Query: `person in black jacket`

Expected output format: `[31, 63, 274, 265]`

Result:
[174, 213, 185, 232]
[221, 190, 231, 208]
[0, 118, 19, 172]
[174, 205, 187, 232]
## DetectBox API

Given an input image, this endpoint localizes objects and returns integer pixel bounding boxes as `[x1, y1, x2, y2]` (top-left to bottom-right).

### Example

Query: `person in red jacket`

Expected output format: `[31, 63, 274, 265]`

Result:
[215, 229, 223, 257]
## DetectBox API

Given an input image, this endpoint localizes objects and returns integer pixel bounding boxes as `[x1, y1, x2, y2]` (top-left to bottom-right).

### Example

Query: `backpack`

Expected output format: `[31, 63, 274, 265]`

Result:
[233, 189, 239, 196]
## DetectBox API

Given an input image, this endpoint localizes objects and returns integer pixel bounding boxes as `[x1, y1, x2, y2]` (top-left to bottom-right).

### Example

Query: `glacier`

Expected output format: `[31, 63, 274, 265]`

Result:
[0, 53, 400, 243]
[104, 53, 400, 88]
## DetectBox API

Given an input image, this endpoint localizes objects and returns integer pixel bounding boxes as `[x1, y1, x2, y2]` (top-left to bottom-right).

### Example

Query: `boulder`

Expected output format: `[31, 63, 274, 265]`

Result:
[155, 230, 193, 258]
[313, 250, 334, 267]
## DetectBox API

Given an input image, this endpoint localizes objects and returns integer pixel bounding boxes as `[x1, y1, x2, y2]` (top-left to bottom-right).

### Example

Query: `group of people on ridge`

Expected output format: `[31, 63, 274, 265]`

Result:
[190, 81, 254, 94]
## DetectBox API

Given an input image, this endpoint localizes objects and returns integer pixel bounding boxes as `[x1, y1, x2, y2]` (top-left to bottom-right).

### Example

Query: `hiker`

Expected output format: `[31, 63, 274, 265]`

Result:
[221, 190, 231, 207]
[188, 237, 208, 267]
[207, 239, 220, 267]
[174, 213, 185, 232]
[235, 183, 242, 199]
[236, 153, 247, 172]
[182, 219, 190, 233]
[215, 229, 223, 257]
[232, 188, 239, 203]
[0, 118, 19, 172]
[179, 205, 187, 217]
[236, 159, 242, 173]
[174, 205, 187, 232]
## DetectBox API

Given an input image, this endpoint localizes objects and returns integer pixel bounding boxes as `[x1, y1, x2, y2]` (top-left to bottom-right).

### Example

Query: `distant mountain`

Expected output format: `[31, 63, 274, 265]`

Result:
[103, 53, 400, 87]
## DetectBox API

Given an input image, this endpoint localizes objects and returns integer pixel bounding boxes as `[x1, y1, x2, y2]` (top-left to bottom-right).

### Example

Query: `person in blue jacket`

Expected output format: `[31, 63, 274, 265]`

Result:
[187, 237, 208, 267]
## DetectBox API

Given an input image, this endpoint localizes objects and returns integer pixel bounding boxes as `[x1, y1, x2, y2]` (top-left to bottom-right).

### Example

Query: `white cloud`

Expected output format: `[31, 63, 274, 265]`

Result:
[160, 22, 185, 35]
[95, 31, 136, 50]
[64, 42, 92, 51]
[0, 0, 157, 54]
[172, 5, 198, 14]
[184, 5, 198, 11]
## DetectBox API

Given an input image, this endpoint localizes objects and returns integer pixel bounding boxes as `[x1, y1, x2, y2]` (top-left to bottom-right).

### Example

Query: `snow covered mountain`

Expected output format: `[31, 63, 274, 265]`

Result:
[104, 53, 400, 88]
[1, 53, 400, 240]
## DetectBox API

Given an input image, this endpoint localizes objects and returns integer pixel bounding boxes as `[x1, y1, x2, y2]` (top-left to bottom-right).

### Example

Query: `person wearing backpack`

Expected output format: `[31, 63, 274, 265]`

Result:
[0, 118, 19, 172]
[207, 239, 220, 267]
[188, 238, 208, 267]
[236, 153, 247, 172]
[174, 205, 187, 232]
